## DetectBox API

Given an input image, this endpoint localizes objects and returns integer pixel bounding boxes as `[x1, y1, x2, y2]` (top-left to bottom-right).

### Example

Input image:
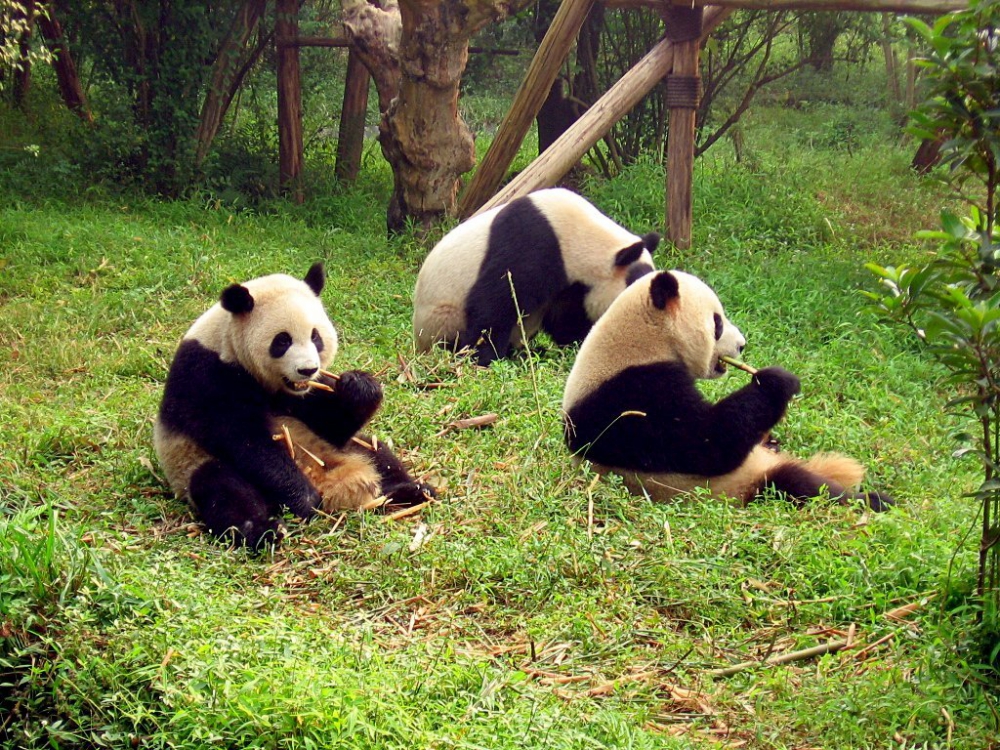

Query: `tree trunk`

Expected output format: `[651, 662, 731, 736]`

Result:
[346, 0, 531, 232]
[335, 48, 371, 182]
[276, 0, 303, 202]
[194, 0, 267, 168]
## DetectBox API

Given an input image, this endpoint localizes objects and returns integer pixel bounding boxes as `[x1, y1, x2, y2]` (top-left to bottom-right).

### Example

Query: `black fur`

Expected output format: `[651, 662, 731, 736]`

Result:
[459, 196, 656, 365]
[462, 196, 568, 365]
[565, 362, 800, 476]
[542, 283, 592, 346]
[759, 462, 894, 512]
[160, 343, 430, 550]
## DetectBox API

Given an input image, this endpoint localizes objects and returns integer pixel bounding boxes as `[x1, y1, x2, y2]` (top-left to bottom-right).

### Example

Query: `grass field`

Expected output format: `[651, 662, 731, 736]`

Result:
[2, 101, 998, 748]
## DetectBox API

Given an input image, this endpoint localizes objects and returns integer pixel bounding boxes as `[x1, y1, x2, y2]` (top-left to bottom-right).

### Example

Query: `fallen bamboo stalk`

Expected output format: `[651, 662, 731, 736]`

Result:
[384, 500, 432, 521]
[708, 639, 847, 677]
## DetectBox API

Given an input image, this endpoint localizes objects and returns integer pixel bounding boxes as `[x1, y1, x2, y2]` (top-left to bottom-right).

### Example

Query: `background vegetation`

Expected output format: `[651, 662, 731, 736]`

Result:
[3, 4, 999, 749]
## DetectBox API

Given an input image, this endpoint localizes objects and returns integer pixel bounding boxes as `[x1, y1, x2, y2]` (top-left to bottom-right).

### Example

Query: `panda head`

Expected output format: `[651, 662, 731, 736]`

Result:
[645, 270, 745, 379]
[219, 262, 338, 395]
[581, 233, 659, 322]
[576, 269, 745, 383]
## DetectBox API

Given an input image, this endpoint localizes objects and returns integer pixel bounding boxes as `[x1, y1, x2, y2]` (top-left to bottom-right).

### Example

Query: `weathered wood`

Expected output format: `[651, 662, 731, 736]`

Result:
[36, 1, 92, 122]
[664, 8, 702, 250]
[195, 0, 266, 167]
[476, 6, 731, 216]
[609, 0, 965, 12]
[276, 0, 304, 203]
[335, 48, 371, 182]
[457, 0, 596, 219]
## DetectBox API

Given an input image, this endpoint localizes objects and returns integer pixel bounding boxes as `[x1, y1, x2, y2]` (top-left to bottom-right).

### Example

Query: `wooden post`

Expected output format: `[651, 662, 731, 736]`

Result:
[477, 6, 730, 217]
[663, 6, 703, 250]
[335, 48, 371, 183]
[276, 0, 304, 203]
[457, 0, 596, 219]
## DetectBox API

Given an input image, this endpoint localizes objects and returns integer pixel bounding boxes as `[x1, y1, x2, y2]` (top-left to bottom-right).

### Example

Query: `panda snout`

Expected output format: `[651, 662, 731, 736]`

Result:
[297, 366, 318, 378]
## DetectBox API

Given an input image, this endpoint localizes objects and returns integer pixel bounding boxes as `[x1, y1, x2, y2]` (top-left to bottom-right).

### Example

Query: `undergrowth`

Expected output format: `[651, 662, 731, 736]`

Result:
[0, 100, 996, 749]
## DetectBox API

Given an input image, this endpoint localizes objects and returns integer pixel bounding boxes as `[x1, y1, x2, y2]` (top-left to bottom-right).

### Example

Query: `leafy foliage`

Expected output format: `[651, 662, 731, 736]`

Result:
[865, 0, 1000, 643]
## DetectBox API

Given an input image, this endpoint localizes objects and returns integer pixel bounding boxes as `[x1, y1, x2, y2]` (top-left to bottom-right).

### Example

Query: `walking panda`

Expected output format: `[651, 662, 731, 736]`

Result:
[412, 188, 658, 366]
[154, 263, 433, 550]
[561, 269, 893, 511]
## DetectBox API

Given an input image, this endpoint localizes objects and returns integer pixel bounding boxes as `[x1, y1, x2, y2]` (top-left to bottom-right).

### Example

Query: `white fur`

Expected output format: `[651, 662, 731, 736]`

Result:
[412, 188, 653, 351]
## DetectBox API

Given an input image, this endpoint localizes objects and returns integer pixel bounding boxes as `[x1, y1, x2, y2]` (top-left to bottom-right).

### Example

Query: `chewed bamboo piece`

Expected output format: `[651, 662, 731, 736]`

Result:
[720, 355, 758, 376]
[319, 369, 340, 380]
[309, 380, 335, 393]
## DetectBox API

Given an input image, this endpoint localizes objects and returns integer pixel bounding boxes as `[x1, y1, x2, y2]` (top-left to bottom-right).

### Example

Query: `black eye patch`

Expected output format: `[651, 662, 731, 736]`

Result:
[311, 328, 324, 353]
[714, 313, 724, 341]
[270, 332, 293, 358]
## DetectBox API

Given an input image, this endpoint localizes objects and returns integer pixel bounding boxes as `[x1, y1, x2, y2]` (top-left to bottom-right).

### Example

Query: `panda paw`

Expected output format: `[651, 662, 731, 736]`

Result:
[335, 370, 384, 412]
[383, 481, 436, 509]
[754, 366, 801, 404]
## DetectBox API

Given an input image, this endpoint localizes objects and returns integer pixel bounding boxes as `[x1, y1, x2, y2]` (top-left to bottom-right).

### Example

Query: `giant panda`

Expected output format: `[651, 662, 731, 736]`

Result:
[154, 263, 434, 550]
[412, 188, 659, 366]
[561, 270, 893, 511]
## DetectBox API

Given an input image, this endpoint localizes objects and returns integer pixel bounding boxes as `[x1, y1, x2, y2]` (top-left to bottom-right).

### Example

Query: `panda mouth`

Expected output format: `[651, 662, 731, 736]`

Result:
[283, 377, 315, 394]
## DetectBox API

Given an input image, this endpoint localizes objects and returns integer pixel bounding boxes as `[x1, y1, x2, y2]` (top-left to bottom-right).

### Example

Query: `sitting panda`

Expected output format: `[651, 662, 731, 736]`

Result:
[412, 188, 658, 366]
[561, 270, 892, 511]
[154, 263, 434, 550]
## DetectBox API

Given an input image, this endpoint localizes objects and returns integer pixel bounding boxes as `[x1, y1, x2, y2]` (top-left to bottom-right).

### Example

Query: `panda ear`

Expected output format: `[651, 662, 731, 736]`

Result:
[642, 232, 660, 255]
[304, 262, 325, 296]
[221, 283, 255, 315]
[613, 241, 645, 268]
[649, 271, 680, 310]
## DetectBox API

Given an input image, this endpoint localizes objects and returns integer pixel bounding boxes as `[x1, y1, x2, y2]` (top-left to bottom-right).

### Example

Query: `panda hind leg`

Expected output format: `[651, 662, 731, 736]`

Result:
[189, 460, 282, 552]
[351, 437, 436, 508]
[764, 461, 892, 512]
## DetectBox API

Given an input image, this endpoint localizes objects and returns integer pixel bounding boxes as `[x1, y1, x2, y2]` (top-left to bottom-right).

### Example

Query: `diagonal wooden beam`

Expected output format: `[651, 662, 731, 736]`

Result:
[457, 0, 597, 219]
[475, 5, 731, 217]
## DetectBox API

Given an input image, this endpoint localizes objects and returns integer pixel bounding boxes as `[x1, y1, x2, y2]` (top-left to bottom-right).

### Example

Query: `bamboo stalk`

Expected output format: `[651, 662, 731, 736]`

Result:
[720, 355, 758, 375]
[708, 639, 847, 677]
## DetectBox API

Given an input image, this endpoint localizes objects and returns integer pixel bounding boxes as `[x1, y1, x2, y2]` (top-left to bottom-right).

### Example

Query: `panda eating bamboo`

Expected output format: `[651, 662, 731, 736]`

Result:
[562, 269, 893, 511]
[154, 263, 433, 550]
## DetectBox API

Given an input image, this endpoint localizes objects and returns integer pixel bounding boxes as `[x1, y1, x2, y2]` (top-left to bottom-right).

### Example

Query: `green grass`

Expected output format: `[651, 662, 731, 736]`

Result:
[1, 102, 998, 749]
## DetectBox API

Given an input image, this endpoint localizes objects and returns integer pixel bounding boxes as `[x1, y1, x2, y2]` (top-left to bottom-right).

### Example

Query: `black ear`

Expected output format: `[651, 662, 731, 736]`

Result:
[304, 262, 325, 296]
[221, 283, 255, 315]
[649, 271, 679, 310]
[642, 232, 660, 255]
[614, 241, 645, 267]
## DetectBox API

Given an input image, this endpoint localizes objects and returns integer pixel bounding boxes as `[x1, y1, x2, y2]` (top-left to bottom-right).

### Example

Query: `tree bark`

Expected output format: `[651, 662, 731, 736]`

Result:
[276, 0, 303, 202]
[194, 0, 266, 168]
[345, 0, 531, 232]
[335, 48, 371, 182]
[36, 2, 92, 122]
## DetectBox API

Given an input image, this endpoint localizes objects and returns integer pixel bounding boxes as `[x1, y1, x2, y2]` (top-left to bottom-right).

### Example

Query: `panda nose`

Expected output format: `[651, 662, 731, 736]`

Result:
[298, 366, 318, 378]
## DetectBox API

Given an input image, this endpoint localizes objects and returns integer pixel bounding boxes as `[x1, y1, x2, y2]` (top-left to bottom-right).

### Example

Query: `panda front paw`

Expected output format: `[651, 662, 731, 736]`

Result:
[383, 481, 436, 508]
[284, 482, 322, 519]
[335, 370, 384, 412]
[754, 366, 801, 404]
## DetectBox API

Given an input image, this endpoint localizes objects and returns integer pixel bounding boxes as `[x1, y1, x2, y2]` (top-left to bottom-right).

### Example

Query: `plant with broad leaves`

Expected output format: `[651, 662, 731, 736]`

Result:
[865, 0, 1000, 635]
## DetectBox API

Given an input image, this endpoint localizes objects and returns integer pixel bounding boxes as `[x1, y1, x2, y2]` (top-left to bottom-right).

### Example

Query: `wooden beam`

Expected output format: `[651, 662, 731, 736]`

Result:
[607, 0, 965, 13]
[457, 0, 597, 219]
[476, 6, 731, 217]
[276, 0, 304, 203]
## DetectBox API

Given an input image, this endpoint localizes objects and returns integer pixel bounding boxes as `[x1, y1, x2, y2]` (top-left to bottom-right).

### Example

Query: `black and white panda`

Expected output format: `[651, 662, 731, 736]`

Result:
[154, 263, 433, 550]
[562, 270, 893, 511]
[412, 188, 658, 366]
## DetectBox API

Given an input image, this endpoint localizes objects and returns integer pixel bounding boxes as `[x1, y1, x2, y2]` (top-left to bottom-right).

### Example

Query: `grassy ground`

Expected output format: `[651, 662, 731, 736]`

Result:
[2, 103, 998, 749]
